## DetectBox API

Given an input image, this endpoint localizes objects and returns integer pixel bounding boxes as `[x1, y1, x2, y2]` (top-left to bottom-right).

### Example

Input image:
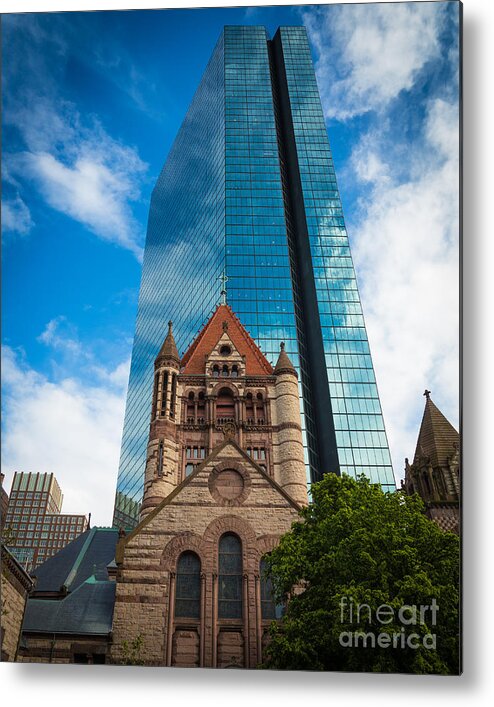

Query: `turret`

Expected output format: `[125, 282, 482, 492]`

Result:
[140, 322, 181, 519]
[403, 390, 460, 533]
[152, 321, 180, 421]
[273, 343, 308, 506]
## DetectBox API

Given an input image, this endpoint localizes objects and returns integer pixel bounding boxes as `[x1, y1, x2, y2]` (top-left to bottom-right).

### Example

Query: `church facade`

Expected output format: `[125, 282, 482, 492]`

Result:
[110, 305, 308, 667]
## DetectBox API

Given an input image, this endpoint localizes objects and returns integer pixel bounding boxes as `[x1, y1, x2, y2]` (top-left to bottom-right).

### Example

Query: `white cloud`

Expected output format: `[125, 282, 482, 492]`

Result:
[303, 2, 445, 119]
[5, 97, 147, 259]
[1, 345, 129, 527]
[1, 194, 34, 236]
[350, 98, 459, 482]
[37, 316, 83, 357]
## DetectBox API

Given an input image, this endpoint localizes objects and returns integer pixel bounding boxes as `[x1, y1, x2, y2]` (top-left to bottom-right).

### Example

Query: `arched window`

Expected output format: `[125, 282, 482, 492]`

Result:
[256, 392, 264, 424]
[245, 393, 254, 423]
[221, 365, 229, 377]
[423, 472, 431, 496]
[212, 365, 220, 378]
[216, 387, 235, 422]
[175, 551, 201, 619]
[157, 440, 164, 476]
[152, 372, 160, 417]
[260, 558, 283, 620]
[161, 371, 169, 416]
[197, 391, 206, 423]
[170, 373, 177, 418]
[231, 365, 238, 378]
[218, 533, 242, 619]
[187, 391, 195, 421]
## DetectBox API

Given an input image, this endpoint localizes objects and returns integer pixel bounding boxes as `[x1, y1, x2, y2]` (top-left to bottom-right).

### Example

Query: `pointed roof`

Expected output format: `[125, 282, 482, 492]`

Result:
[117, 436, 303, 560]
[413, 391, 459, 468]
[30, 527, 119, 593]
[156, 321, 179, 363]
[274, 341, 297, 376]
[181, 304, 273, 375]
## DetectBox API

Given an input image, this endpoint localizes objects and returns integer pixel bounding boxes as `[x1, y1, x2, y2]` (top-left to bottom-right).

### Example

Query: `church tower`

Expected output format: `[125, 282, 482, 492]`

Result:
[403, 391, 460, 534]
[141, 321, 181, 516]
[111, 305, 308, 667]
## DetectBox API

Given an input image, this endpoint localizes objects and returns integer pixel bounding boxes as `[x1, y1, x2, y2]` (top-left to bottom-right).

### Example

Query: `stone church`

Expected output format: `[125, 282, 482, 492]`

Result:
[403, 391, 460, 534]
[110, 304, 308, 667]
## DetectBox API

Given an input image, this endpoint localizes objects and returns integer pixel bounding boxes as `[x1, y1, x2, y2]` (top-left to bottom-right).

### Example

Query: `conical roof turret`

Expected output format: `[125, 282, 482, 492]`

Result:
[156, 321, 180, 365]
[274, 342, 297, 377]
[413, 390, 459, 467]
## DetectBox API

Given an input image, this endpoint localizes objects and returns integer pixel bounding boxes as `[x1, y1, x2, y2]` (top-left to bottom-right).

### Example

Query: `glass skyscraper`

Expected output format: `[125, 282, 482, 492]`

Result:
[113, 25, 395, 529]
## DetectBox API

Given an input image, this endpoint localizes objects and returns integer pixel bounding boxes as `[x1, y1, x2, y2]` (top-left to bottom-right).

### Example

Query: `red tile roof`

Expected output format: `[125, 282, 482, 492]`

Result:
[181, 305, 273, 375]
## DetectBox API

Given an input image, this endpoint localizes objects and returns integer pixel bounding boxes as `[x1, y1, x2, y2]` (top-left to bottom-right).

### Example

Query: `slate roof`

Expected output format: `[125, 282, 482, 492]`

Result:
[31, 527, 119, 592]
[413, 395, 460, 468]
[181, 304, 273, 376]
[22, 579, 116, 635]
[23, 527, 119, 637]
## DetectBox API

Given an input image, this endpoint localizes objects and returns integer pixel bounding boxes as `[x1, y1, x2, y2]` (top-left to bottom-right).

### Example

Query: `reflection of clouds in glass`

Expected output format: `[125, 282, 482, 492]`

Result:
[115, 34, 227, 521]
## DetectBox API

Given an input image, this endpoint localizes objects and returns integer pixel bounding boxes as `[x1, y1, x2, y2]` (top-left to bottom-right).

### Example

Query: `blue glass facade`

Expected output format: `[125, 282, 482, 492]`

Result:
[113, 26, 395, 529]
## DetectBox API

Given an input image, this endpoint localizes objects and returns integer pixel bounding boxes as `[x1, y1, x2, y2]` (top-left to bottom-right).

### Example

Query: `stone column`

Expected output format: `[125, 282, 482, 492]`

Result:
[243, 573, 250, 668]
[212, 573, 218, 668]
[200, 573, 206, 667]
[166, 572, 176, 667]
[254, 573, 262, 666]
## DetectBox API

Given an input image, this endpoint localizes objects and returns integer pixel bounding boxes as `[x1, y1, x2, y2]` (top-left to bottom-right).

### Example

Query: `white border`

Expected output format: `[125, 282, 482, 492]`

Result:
[2, 0, 493, 705]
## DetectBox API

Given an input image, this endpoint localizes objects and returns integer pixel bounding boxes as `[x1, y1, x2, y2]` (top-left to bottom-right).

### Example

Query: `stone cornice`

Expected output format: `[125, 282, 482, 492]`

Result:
[1, 543, 34, 592]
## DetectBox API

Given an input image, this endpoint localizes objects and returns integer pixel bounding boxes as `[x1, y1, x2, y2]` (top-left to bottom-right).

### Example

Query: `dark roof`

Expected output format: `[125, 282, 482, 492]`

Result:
[22, 578, 116, 635]
[31, 527, 119, 592]
[413, 396, 459, 468]
[156, 320, 180, 363]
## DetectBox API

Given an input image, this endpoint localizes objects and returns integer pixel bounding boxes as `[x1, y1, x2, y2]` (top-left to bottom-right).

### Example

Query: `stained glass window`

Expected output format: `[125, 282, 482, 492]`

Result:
[218, 533, 243, 619]
[175, 551, 201, 619]
[260, 558, 283, 620]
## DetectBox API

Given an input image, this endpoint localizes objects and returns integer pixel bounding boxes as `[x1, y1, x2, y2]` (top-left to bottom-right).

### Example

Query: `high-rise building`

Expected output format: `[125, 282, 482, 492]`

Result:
[4, 472, 88, 571]
[1, 473, 9, 531]
[114, 25, 395, 529]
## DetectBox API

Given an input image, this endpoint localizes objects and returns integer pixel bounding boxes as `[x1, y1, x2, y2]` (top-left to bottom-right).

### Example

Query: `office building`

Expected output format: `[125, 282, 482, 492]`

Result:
[4, 472, 88, 571]
[114, 25, 395, 528]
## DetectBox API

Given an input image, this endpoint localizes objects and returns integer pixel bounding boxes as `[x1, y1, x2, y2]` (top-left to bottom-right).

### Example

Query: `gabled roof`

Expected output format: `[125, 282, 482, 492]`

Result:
[22, 579, 116, 635]
[31, 527, 119, 593]
[413, 394, 459, 468]
[117, 436, 302, 561]
[181, 304, 273, 375]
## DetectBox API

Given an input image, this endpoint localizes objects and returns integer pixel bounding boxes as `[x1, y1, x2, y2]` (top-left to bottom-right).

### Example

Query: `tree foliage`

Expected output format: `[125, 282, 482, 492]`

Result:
[262, 473, 460, 674]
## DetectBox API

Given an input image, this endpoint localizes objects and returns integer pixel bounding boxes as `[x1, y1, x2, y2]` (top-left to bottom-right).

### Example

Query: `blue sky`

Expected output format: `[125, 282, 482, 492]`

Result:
[1, 2, 460, 525]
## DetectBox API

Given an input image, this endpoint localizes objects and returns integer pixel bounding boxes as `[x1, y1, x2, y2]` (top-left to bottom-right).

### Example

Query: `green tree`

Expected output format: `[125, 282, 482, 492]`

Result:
[262, 473, 460, 674]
